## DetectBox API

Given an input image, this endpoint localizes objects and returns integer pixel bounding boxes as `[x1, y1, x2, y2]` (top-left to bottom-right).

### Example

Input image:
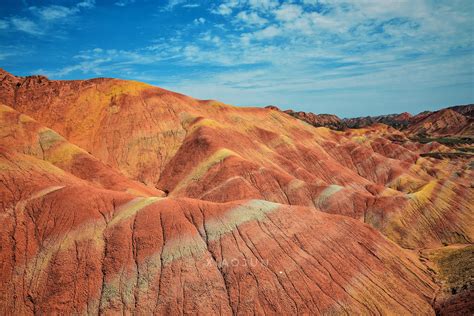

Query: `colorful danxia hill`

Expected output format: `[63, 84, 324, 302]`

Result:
[0, 69, 472, 315]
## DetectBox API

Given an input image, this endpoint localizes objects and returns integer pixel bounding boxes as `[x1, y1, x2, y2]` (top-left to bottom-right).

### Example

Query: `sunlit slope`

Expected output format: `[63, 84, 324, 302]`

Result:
[0, 69, 472, 250]
[0, 103, 162, 196]
[0, 149, 437, 315]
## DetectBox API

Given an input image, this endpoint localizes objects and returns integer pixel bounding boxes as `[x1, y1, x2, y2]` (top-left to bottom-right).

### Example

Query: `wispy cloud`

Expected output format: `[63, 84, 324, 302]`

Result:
[114, 0, 136, 7]
[163, 0, 191, 11]
[0, 19, 8, 30]
[29, 5, 80, 21]
[77, 0, 96, 9]
[183, 4, 201, 8]
[9, 17, 43, 35]
[1, 0, 95, 36]
[193, 17, 206, 25]
[236, 11, 268, 26]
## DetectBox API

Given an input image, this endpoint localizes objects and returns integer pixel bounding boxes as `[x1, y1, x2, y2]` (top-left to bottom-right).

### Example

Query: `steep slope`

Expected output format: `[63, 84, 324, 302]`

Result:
[0, 148, 437, 314]
[0, 103, 162, 196]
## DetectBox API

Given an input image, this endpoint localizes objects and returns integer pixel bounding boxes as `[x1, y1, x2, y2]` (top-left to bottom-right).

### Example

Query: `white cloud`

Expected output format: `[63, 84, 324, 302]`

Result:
[77, 0, 96, 9]
[0, 50, 15, 60]
[201, 32, 221, 44]
[308, 12, 343, 32]
[183, 4, 200, 8]
[30, 5, 79, 21]
[183, 45, 201, 60]
[252, 25, 281, 39]
[212, 4, 234, 15]
[163, 0, 186, 11]
[236, 11, 268, 26]
[212, 0, 279, 15]
[115, 0, 135, 7]
[274, 4, 303, 22]
[10, 17, 43, 35]
[2, 1, 95, 36]
[193, 17, 206, 25]
[211, 0, 242, 15]
[248, 0, 279, 10]
[163, 0, 203, 10]
[201, 31, 221, 44]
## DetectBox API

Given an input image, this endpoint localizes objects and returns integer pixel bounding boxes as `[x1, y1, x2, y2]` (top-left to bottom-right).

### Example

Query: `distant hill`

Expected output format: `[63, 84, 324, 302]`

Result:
[344, 112, 413, 129]
[265, 106, 345, 130]
[267, 103, 473, 138]
[407, 108, 474, 137]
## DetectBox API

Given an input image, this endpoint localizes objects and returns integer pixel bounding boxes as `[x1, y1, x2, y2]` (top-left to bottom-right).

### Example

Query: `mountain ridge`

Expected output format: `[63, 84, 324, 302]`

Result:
[266, 102, 473, 137]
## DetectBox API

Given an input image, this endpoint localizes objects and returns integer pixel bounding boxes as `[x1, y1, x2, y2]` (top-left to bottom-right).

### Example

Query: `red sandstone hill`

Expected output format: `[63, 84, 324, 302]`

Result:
[344, 112, 413, 129]
[266, 102, 473, 140]
[284, 110, 345, 130]
[407, 108, 474, 137]
[445, 104, 474, 118]
[0, 69, 473, 314]
[343, 106, 474, 137]
[265, 106, 345, 130]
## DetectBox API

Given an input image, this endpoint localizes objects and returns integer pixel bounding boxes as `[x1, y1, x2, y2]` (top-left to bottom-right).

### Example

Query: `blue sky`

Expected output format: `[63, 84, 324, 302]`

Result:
[0, 0, 473, 117]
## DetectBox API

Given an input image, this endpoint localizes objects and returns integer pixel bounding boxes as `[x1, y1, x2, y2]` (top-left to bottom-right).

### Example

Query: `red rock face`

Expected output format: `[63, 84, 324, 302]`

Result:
[284, 110, 345, 130]
[406, 109, 474, 137]
[0, 69, 473, 314]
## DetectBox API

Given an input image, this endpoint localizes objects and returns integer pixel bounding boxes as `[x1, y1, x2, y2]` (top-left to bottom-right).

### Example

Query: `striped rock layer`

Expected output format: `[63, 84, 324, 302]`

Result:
[0, 69, 472, 314]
